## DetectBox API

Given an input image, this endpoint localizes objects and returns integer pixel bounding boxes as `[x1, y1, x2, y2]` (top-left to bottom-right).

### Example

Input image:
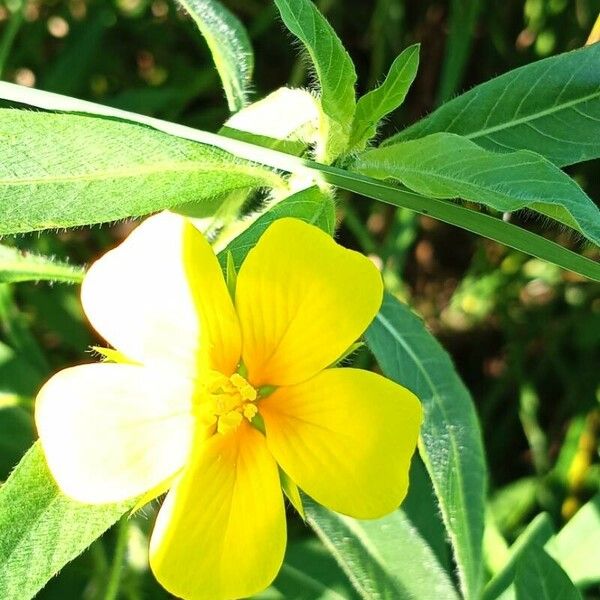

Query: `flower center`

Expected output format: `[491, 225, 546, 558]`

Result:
[200, 372, 259, 435]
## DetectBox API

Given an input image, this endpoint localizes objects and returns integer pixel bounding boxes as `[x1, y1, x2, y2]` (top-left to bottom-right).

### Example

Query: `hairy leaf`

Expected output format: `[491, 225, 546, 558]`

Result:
[274, 0, 357, 161]
[0, 443, 134, 600]
[176, 0, 253, 112]
[385, 43, 600, 167]
[1, 82, 598, 281]
[349, 45, 420, 151]
[0, 109, 282, 234]
[365, 294, 486, 599]
[0, 245, 84, 284]
[305, 498, 459, 600]
[354, 133, 600, 246]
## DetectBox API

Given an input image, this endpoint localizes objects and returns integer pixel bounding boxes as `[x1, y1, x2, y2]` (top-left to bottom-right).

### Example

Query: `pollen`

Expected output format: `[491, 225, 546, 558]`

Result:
[201, 371, 259, 435]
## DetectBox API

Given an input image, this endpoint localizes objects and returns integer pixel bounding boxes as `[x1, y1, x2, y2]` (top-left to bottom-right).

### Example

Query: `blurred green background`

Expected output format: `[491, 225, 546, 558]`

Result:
[1, 0, 599, 597]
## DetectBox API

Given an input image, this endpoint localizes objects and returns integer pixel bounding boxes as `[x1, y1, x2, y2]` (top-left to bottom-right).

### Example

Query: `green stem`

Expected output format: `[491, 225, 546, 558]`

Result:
[0, 0, 25, 78]
[103, 518, 129, 600]
[342, 200, 378, 254]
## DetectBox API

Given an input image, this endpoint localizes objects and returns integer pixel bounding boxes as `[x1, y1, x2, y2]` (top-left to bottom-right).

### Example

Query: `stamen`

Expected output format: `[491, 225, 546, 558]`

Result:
[202, 371, 260, 435]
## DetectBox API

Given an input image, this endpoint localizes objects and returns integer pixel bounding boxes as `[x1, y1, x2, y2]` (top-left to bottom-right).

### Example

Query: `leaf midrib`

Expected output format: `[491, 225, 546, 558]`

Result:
[465, 89, 600, 141]
[0, 161, 277, 186]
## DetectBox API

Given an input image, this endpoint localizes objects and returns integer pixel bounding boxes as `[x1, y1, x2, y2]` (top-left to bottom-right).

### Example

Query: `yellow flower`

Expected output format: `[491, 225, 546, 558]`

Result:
[35, 213, 422, 600]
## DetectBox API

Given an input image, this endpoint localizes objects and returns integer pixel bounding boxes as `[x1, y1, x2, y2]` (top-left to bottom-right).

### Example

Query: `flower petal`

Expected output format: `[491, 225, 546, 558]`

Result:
[81, 212, 241, 376]
[236, 218, 383, 387]
[150, 422, 286, 600]
[35, 363, 194, 504]
[260, 368, 422, 519]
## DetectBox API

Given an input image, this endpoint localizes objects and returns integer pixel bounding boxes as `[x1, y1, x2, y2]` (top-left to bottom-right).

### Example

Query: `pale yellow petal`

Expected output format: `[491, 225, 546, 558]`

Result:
[149, 422, 286, 600]
[235, 218, 383, 387]
[260, 368, 422, 519]
[35, 363, 194, 504]
[81, 212, 241, 376]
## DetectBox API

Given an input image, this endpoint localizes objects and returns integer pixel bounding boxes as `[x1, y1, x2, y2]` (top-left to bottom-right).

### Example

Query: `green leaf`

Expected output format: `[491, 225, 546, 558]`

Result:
[483, 512, 555, 600]
[514, 547, 582, 600]
[1, 82, 597, 281]
[354, 133, 600, 246]
[0, 109, 283, 235]
[385, 43, 600, 167]
[263, 538, 359, 600]
[0, 245, 84, 284]
[546, 493, 600, 587]
[402, 457, 453, 573]
[349, 45, 420, 151]
[0, 443, 134, 600]
[305, 498, 459, 600]
[273, 0, 357, 161]
[218, 185, 336, 270]
[365, 294, 486, 599]
[175, 0, 253, 112]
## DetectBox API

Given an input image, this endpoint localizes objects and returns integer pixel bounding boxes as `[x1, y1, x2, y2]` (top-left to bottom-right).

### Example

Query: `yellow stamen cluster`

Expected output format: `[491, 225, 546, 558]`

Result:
[201, 372, 259, 435]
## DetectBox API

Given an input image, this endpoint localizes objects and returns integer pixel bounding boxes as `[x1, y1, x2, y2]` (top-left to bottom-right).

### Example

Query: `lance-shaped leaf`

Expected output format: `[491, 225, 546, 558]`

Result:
[274, 0, 357, 162]
[483, 513, 555, 600]
[349, 44, 420, 151]
[0, 443, 134, 599]
[384, 43, 600, 167]
[354, 133, 600, 246]
[176, 0, 253, 112]
[0, 109, 283, 235]
[546, 493, 600, 588]
[0, 245, 84, 284]
[514, 548, 582, 600]
[305, 499, 459, 600]
[365, 294, 486, 600]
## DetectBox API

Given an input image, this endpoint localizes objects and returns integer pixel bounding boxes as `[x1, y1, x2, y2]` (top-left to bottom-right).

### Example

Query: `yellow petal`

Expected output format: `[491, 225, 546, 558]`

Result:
[236, 218, 383, 387]
[81, 212, 241, 377]
[149, 422, 286, 600]
[260, 368, 422, 519]
[35, 363, 194, 504]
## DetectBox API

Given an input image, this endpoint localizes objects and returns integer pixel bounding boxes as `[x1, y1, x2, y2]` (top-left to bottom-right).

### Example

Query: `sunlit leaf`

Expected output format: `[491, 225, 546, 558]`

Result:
[349, 45, 419, 151]
[354, 133, 600, 246]
[483, 513, 555, 600]
[0, 109, 283, 235]
[0, 443, 135, 599]
[514, 547, 581, 600]
[305, 498, 459, 600]
[273, 0, 357, 161]
[385, 43, 600, 167]
[1, 82, 597, 281]
[175, 0, 253, 112]
[0, 245, 84, 284]
[365, 294, 486, 599]
[546, 494, 600, 588]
